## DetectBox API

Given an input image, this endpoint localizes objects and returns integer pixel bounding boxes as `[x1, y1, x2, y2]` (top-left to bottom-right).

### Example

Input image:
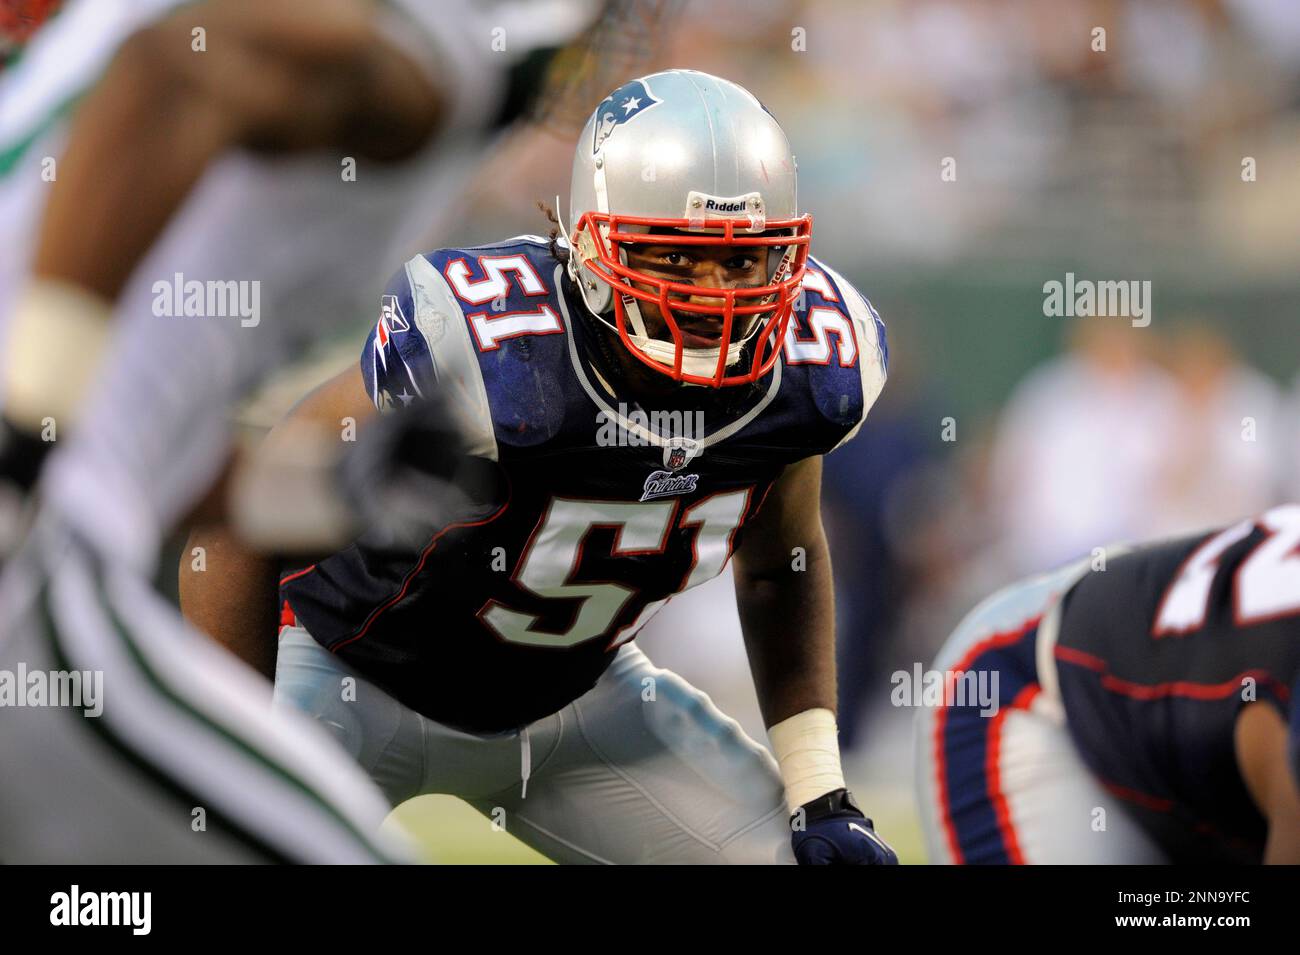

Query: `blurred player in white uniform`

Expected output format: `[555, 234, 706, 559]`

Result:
[0, 0, 623, 862]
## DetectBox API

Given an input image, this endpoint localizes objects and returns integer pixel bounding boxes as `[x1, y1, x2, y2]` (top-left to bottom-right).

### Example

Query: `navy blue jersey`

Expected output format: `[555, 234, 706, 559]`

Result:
[1054, 506, 1300, 862]
[282, 235, 887, 734]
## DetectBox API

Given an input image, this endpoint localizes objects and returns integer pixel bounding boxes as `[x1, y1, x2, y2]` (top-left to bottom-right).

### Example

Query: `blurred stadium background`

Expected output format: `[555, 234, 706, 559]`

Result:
[227, 0, 1300, 863]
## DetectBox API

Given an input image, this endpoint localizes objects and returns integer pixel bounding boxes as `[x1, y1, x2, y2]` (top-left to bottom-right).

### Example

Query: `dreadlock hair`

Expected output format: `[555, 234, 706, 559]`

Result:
[536, 200, 571, 269]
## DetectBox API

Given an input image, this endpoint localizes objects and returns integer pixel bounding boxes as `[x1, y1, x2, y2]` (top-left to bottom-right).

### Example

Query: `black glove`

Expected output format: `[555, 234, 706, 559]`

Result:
[0, 415, 48, 562]
[791, 788, 899, 865]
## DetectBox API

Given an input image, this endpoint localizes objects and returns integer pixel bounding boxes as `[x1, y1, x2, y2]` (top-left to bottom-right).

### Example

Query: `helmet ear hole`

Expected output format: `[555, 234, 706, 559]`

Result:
[564, 216, 614, 315]
[576, 261, 613, 315]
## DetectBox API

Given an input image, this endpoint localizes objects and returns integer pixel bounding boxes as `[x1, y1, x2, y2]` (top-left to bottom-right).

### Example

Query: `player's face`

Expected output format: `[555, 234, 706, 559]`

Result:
[622, 241, 771, 349]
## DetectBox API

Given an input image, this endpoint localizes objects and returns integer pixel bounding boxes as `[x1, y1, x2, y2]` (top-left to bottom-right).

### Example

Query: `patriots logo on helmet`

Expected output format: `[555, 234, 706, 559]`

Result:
[592, 78, 661, 154]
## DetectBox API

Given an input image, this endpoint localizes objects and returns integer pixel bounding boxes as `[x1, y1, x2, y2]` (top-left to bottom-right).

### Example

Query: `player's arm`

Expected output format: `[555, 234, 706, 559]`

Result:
[733, 455, 897, 864]
[33, 0, 443, 302]
[180, 365, 375, 682]
[3, 0, 443, 510]
[733, 455, 841, 807]
[1235, 701, 1300, 864]
[734, 456, 837, 731]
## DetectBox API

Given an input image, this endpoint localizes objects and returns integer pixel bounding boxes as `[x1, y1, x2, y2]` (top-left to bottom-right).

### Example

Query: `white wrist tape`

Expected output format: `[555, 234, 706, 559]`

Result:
[768, 707, 846, 814]
[4, 279, 113, 430]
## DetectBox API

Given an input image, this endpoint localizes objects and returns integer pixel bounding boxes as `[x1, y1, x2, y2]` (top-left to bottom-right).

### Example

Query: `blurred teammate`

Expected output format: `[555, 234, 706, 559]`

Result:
[0, 0, 613, 862]
[916, 505, 1300, 863]
[184, 70, 898, 865]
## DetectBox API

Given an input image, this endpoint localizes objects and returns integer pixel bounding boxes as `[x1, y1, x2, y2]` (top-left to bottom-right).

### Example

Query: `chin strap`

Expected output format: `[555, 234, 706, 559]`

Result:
[614, 241, 758, 377]
[630, 303, 751, 377]
[618, 235, 799, 380]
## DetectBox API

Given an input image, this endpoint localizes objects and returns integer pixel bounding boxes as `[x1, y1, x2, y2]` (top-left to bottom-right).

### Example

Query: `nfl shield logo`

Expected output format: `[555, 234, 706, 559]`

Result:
[662, 437, 700, 472]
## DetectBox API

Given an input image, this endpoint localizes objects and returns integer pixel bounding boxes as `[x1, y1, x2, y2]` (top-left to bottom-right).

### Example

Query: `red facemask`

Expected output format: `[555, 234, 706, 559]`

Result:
[571, 210, 812, 387]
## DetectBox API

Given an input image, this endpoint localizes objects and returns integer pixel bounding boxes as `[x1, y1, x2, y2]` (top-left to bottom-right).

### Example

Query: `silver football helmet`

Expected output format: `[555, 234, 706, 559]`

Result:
[562, 69, 811, 387]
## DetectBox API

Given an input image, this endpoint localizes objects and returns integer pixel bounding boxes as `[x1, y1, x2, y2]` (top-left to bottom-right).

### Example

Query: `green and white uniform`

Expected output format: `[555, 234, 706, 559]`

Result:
[0, 0, 587, 863]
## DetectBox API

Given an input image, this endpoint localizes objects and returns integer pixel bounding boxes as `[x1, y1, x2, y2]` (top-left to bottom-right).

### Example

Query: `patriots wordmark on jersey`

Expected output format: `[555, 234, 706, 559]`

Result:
[1054, 505, 1300, 862]
[282, 235, 887, 735]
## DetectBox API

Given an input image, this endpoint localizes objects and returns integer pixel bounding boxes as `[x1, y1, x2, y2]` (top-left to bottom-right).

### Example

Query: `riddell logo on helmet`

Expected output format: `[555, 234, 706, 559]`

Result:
[686, 192, 763, 222]
[704, 198, 747, 213]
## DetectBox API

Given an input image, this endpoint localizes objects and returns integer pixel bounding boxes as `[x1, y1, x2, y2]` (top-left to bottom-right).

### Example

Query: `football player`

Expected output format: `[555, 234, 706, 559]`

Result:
[183, 69, 899, 865]
[0, 0, 615, 862]
[915, 505, 1300, 863]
